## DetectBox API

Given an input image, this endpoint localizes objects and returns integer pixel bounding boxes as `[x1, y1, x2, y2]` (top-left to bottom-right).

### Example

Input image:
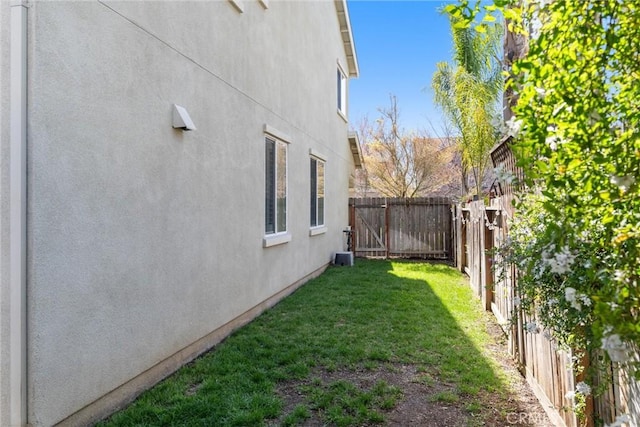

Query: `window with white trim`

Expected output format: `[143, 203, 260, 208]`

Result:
[337, 66, 347, 116]
[310, 157, 325, 228]
[265, 136, 287, 235]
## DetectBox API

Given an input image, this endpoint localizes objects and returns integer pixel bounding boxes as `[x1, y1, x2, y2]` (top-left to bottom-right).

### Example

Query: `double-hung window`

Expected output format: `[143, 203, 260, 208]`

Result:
[265, 136, 287, 236]
[337, 66, 347, 117]
[310, 157, 325, 228]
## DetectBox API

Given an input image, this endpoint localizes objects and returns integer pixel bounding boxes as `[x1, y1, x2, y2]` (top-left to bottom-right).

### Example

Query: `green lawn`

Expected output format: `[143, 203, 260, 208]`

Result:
[98, 259, 515, 426]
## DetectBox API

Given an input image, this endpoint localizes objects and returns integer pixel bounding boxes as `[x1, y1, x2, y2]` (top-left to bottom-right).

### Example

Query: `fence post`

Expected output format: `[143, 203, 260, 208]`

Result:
[481, 206, 494, 311]
[461, 207, 469, 274]
[455, 204, 463, 271]
[349, 198, 356, 254]
[384, 198, 390, 259]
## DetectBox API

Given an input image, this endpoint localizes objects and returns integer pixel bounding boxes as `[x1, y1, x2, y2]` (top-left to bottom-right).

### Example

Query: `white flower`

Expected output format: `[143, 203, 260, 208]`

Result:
[605, 414, 631, 427]
[505, 116, 523, 138]
[525, 321, 540, 334]
[546, 136, 559, 150]
[610, 175, 635, 192]
[535, 87, 547, 99]
[601, 332, 628, 362]
[575, 382, 591, 396]
[546, 246, 576, 274]
[614, 270, 626, 282]
[543, 124, 568, 150]
[565, 287, 576, 302]
[579, 294, 592, 307]
[564, 287, 585, 310]
[513, 296, 521, 307]
[565, 390, 575, 400]
[545, 135, 567, 151]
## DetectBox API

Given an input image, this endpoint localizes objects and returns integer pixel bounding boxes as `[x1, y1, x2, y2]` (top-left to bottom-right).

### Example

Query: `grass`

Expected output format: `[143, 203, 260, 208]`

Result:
[98, 259, 509, 426]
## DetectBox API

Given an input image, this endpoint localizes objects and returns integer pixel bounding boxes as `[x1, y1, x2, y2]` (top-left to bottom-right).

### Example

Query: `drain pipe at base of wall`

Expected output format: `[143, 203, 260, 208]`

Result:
[10, 0, 28, 425]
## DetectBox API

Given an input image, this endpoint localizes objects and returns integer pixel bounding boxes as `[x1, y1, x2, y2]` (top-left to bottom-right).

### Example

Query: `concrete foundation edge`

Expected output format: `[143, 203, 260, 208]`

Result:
[54, 263, 329, 427]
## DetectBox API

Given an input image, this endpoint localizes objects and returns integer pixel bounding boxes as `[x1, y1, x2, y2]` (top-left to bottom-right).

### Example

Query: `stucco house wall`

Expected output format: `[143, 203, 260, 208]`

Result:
[1, 3, 15, 427]
[0, 0, 359, 425]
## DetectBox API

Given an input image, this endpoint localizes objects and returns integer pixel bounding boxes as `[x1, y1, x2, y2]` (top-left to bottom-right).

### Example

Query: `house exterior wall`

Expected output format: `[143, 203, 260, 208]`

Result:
[1, 3, 13, 426]
[1, 1, 358, 425]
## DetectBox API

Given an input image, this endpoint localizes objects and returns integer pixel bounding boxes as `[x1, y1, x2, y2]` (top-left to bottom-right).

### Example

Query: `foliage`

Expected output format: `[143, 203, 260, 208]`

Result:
[431, 11, 503, 197]
[359, 95, 454, 197]
[449, 0, 640, 419]
[511, 0, 640, 365]
[99, 260, 512, 426]
[429, 120, 469, 199]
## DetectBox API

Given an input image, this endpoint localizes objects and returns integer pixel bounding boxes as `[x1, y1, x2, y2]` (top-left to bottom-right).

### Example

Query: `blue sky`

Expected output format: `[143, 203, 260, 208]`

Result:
[347, 0, 454, 134]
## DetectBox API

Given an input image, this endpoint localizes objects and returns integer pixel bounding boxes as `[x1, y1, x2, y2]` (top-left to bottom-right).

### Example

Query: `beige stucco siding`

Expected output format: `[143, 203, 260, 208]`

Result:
[21, 1, 356, 425]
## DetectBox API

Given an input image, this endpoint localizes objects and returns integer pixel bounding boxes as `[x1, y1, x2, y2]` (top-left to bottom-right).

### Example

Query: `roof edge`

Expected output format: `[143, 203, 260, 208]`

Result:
[335, 0, 359, 78]
[348, 131, 363, 168]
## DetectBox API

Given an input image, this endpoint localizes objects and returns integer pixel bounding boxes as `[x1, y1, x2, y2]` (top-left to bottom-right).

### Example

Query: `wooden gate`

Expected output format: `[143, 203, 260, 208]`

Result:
[349, 197, 453, 260]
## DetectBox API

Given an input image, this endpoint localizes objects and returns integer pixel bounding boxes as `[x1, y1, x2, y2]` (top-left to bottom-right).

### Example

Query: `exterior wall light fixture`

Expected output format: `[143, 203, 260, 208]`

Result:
[172, 104, 196, 131]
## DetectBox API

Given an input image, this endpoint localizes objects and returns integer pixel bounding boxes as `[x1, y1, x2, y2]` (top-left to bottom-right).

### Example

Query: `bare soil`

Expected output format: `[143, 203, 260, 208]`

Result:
[274, 319, 556, 426]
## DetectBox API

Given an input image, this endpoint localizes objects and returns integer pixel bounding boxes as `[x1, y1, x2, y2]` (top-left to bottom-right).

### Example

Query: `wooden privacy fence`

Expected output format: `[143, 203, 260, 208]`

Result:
[459, 197, 637, 427]
[348, 197, 453, 260]
[458, 197, 578, 427]
[452, 136, 638, 426]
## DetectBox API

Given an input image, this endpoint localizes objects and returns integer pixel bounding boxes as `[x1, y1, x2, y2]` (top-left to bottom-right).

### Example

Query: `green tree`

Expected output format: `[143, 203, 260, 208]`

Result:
[431, 13, 503, 197]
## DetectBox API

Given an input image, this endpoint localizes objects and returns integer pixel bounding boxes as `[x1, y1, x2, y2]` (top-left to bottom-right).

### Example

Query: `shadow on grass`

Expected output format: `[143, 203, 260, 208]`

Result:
[98, 259, 524, 427]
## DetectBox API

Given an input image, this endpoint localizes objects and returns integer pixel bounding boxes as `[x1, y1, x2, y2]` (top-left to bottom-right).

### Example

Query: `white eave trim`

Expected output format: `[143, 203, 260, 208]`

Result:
[348, 131, 363, 169]
[334, 0, 359, 78]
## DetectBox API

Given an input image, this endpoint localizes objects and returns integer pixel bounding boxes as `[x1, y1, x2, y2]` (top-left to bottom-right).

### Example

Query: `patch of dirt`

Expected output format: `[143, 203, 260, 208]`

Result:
[273, 319, 556, 426]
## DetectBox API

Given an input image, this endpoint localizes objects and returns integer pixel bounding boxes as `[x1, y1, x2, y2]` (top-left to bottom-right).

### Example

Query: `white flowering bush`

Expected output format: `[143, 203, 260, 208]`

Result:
[497, 193, 601, 353]
[495, 0, 639, 371]
[447, 0, 639, 424]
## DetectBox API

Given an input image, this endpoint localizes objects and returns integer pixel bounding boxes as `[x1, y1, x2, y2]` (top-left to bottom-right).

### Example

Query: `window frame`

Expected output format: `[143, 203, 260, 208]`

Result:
[309, 149, 327, 236]
[263, 125, 292, 247]
[337, 63, 347, 120]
